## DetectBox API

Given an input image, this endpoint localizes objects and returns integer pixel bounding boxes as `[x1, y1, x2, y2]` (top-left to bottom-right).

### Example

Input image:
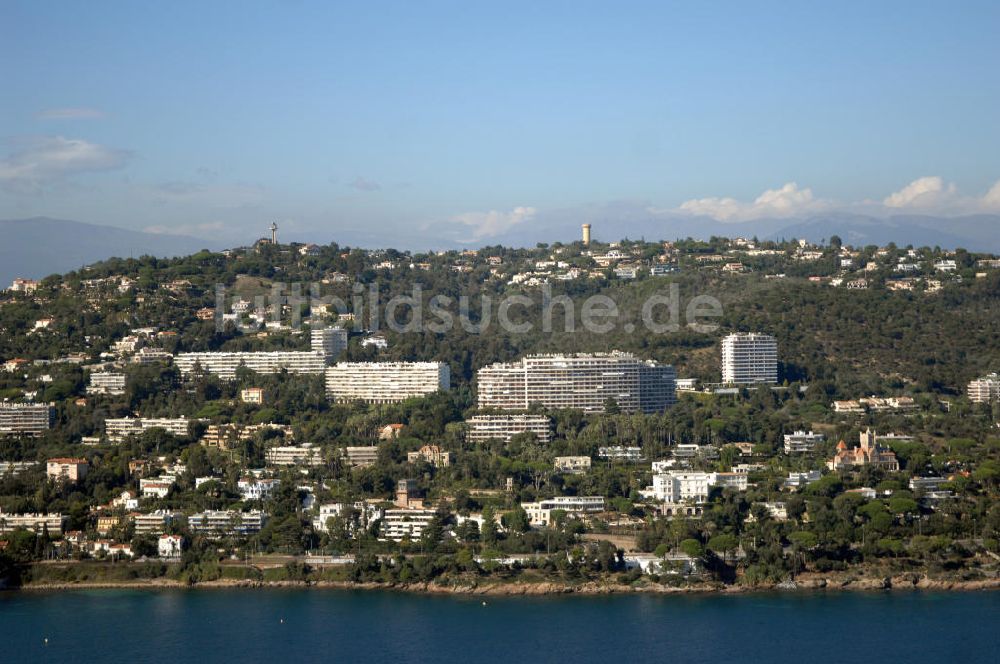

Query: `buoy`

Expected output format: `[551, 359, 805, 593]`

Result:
[280, 618, 284, 624]
[44, 638, 49, 645]
[482, 601, 487, 606]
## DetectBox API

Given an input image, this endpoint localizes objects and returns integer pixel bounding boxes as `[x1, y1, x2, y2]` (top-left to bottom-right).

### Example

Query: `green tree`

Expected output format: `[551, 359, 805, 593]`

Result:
[502, 506, 531, 534]
[708, 533, 739, 561]
[481, 506, 499, 545]
[679, 538, 704, 559]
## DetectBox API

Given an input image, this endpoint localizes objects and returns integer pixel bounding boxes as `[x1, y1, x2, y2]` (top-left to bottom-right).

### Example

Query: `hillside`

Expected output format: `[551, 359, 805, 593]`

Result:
[1, 236, 999, 592]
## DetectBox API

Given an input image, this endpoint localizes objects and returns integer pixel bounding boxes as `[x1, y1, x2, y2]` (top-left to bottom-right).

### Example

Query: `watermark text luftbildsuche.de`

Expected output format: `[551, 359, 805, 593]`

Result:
[214, 282, 722, 335]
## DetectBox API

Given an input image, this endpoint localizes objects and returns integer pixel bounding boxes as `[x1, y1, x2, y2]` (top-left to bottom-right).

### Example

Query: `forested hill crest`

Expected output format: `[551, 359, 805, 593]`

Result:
[3, 213, 999, 287]
[2, 235, 999, 397]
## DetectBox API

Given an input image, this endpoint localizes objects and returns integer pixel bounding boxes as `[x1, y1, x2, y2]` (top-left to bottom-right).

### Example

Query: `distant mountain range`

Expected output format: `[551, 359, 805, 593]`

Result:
[762, 213, 1000, 252]
[3, 213, 998, 286]
[0, 217, 217, 286]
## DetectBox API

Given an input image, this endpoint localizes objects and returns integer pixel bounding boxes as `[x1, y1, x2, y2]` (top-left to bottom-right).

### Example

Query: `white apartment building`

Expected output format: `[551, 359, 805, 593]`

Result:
[676, 378, 698, 391]
[968, 373, 1000, 403]
[175, 351, 329, 379]
[934, 259, 958, 272]
[140, 477, 173, 498]
[379, 508, 438, 541]
[554, 456, 592, 474]
[105, 416, 193, 442]
[477, 352, 676, 413]
[650, 264, 677, 276]
[240, 387, 264, 404]
[0, 402, 54, 436]
[109, 489, 138, 510]
[715, 473, 749, 491]
[783, 430, 826, 454]
[614, 265, 639, 279]
[87, 372, 126, 396]
[200, 422, 292, 450]
[313, 502, 384, 534]
[910, 476, 946, 492]
[521, 496, 605, 527]
[361, 335, 388, 349]
[8, 278, 39, 293]
[406, 445, 452, 467]
[131, 348, 173, 365]
[0, 461, 39, 476]
[266, 444, 323, 466]
[111, 335, 141, 355]
[721, 333, 778, 384]
[748, 502, 789, 522]
[344, 446, 380, 467]
[187, 510, 266, 535]
[325, 362, 450, 403]
[310, 326, 348, 359]
[89, 541, 134, 558]
[859, 396, 918, 411]
[646, 471, 748, 504]
[651, 460, 678, 473]
[46, 458, 89, 483]
[784, 470, 823, 489]
[0, 512, 64, 534]
[598, 446, 645, 462]
[134, 510, 181, 534]
[237, 478, 280, 500]
[3, 359, 29, 373]
[648, 471, 712, 503]
[158, 534, 184, 558]
[465, 414, 553, 444]
[672, 444, 719, 461]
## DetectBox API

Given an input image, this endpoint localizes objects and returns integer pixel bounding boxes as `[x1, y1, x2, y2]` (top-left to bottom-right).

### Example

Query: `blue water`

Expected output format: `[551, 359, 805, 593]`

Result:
[1, 589, 999, 663]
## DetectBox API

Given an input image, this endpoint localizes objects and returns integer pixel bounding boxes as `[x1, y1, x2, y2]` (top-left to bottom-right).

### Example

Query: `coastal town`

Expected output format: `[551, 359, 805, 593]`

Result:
[1, 226, 999, 592]
[6, 4, 1000, 663]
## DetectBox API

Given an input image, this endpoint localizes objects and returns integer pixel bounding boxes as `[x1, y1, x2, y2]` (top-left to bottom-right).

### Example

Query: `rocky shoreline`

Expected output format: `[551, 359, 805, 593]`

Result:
[14, 573, 1000, 595]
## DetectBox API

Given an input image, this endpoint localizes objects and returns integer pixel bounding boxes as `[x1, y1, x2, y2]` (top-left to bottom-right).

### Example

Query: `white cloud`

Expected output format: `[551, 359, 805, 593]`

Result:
[883, 176, 958, 209]
[879, 176, 1000, 214]
[349, 176, 381, 192]
[672, 177, 1000, 221]
[0, 135, 130, 193]
[36, 107, 106, 120]
[451, 206, 537, 239]
[981, 179, 1000, 210]
[678, 182, 824, 222]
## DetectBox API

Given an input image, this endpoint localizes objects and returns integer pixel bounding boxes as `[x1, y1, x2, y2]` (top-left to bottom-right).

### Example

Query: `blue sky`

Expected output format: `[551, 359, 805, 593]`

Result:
[2, 1, 999, 246]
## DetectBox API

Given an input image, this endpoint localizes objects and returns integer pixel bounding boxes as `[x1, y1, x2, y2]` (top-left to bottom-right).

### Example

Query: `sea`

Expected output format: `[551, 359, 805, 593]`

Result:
[1, 589, 999, 663]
